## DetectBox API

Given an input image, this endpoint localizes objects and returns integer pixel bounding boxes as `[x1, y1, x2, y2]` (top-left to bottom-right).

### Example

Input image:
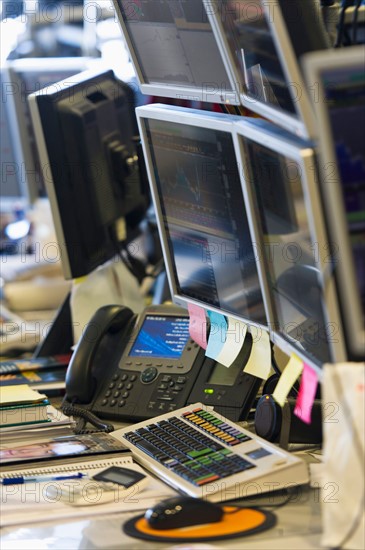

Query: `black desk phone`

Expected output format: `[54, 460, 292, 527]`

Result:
[64, 304, 261, 423]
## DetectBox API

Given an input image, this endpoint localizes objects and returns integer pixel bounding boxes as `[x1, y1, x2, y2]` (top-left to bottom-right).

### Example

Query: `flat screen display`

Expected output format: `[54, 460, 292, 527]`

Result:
[128, 315, 190, 359]
[215, 0, 295, 114]
[115, 0, 233, 98]
[239, 136, 332, 364]
[29, 69, 147, 280]
[14, 68, 87, 197]
[0, 69, 25, 209]
[321, 66, 365, 323]
[145, 118, 266, 325]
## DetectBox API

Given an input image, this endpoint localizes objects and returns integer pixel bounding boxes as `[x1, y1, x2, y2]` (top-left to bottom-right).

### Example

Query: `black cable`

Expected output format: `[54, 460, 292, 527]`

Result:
[121, 242, 147, 285]
[352, 0, 363, 43]
[61, 401, 115, 434]
[219, 104, 231, 115]
[335, 0, 355, 47]
[223, 487, 297, 513]
[109, 225, 147, 285]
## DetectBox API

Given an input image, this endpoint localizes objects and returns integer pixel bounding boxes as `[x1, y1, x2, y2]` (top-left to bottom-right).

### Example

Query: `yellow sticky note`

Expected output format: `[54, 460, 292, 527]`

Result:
[272, 354, 304, 407]
[216, 317, 247, 368]
[243, 330, 271, 380]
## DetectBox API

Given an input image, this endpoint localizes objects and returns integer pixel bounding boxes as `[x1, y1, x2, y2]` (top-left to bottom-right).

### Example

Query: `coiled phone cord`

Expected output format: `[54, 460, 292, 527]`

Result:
[61, 400, 115, 434]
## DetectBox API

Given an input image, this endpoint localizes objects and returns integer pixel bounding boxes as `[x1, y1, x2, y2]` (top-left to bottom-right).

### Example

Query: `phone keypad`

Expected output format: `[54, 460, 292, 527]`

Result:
[98, 368, 191, 413]
[100, 371, 137, 408]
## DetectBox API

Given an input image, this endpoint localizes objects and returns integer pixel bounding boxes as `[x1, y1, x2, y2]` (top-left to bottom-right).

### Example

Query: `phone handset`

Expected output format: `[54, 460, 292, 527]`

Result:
[62, 305, 135, 432]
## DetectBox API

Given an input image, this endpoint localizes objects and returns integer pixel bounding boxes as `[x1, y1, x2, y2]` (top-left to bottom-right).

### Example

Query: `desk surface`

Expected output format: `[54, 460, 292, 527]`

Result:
[0, 398, 325, 549]
[1, 485, 324, 549]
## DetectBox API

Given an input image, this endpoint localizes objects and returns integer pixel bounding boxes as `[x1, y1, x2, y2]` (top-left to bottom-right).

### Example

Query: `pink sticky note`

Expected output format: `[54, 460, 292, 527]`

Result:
[187, 304, 207, 349]
[294, 363, 319, 424]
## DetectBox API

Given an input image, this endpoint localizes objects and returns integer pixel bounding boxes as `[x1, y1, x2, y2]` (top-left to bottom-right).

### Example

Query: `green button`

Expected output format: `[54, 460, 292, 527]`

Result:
[198, 457, 212, 464]
[187, 448, 212, 458]
[221, 449, 232, 456]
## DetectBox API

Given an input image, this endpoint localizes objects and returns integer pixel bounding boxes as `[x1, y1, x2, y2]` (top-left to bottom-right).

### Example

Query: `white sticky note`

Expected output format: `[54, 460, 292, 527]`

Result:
[243, 330, 271, 380]
[272, 354, 304, 407]
[216, 317, 247, 368]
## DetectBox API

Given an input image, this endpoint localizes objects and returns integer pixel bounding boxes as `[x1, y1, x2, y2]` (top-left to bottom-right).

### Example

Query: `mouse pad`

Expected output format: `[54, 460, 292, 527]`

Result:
[123, 506, 277, 543]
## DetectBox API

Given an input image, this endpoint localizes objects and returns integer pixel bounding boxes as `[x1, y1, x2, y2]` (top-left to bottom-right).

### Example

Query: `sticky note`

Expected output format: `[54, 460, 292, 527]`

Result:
[272, 354, 304, 407]
[187, 303, 207, 349]
[243, 330, 271, 380]
[205, 311, 227, 361]
[294, 363, 319, 424]
[216, 317, 247, 368]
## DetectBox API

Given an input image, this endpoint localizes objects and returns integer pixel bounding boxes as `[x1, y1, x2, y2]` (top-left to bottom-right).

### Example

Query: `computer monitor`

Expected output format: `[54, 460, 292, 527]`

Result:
[136, 103, 267, 329]
[233, 117, 346, 372]
[29, 68, 149, 280]
[112, 0, 239, 105]
[303, 46, 365, 361]
[206, 0, 330, 137]
[1, 67, 29, 212]
[4, 57, 91, 204]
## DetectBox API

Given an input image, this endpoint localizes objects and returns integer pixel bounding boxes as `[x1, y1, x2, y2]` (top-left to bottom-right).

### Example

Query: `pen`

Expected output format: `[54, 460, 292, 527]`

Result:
[1, 472, 88, 485]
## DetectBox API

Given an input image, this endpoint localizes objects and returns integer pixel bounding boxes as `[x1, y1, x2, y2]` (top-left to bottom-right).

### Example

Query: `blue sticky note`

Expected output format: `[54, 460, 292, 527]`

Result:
[205, 311, 227, 361]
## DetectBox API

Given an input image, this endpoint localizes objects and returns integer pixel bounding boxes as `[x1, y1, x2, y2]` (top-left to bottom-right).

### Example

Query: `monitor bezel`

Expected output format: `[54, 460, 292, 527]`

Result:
[28, 68, 142, 280]
[233, 118, 347, 374]
[5, 58, 92, 209]
[205, 0, 317, 138]
[112, 0, 240, 105]
[1, 66, 31, 212]
[302, 45, 365, 360]
[136, 103, 270, 332]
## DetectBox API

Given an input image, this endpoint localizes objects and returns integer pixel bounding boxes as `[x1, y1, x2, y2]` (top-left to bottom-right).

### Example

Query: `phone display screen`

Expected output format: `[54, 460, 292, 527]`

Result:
[207, 358, 241, 387]
[128, 315, 190, 359]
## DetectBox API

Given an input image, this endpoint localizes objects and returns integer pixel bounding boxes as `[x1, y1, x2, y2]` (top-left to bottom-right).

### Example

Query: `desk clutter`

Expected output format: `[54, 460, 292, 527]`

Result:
[0, 383, 73, 447]
[0, 431, 128, 467]
[0, 355, 70, 394]
[0, 384, 51, 428]
[0, 455, 175, 528]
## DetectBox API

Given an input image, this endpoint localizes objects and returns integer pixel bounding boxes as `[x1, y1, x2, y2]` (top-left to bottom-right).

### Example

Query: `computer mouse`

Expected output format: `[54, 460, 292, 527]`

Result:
[144, 496, 224, 530]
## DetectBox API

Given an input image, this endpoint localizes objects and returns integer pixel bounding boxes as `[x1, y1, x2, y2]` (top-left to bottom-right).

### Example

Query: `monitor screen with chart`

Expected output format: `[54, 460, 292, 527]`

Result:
[112, 0, 239, 104]
[234, 117, 346, 370]
[136, 104, 267, 328]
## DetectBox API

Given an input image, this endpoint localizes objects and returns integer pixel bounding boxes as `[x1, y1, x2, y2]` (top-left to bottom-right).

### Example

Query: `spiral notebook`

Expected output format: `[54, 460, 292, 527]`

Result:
[0, 431, 128, 466]
[0, 455, 176, 527]
[0, 455, 135, 480]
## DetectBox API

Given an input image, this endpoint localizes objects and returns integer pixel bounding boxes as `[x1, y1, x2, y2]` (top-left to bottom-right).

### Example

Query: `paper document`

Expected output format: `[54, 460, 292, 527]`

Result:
[0, 456, 176, 527]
